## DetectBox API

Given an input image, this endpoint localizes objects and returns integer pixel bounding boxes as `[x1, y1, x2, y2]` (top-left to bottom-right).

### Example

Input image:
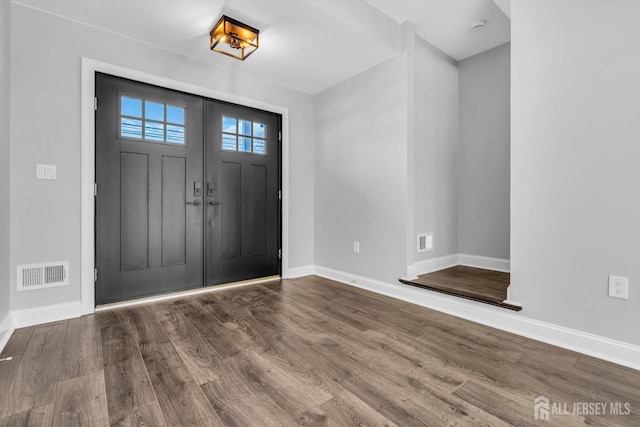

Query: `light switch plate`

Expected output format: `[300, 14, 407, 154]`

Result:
[36, 164, 56, 180]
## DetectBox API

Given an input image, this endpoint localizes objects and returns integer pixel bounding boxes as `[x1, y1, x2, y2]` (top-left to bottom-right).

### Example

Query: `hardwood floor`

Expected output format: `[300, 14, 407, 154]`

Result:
[401, 266, 520, 311]
[1, 276, 638, 426]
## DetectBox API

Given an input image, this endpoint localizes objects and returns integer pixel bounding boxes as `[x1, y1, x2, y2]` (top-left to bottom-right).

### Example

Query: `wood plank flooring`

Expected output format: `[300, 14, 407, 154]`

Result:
[1, 275, 639, 426]
[401, 266, 521, 311]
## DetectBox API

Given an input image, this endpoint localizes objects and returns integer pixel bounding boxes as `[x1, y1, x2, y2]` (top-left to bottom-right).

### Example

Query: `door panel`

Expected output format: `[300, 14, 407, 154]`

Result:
[161, 155, 187, 267]
[205, 102, 281, 285]
[96, 74, 204, 304]
[120, 152, 149, 271]
[221, 161, 242, 260]
[248, 164, 267, 256]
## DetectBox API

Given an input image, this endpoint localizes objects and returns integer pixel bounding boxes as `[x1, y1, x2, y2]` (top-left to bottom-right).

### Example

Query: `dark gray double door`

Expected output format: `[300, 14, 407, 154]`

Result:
[95, 74, 281, 305]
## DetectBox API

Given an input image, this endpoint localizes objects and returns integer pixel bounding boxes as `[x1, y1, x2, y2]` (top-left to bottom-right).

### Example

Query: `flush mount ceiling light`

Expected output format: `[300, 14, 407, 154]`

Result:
[210, 15, 259, 61]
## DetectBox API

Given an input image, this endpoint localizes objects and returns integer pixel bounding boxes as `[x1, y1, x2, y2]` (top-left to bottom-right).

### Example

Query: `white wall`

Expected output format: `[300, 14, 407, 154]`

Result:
[314, 34, 459, 284]
[314, 54, 409, 284]
[0, 0, 10, 335]
[458, 43, 510, 259]
[413, 37, 459, 262]
[9, 4, 315, 311]
[511, 0, 640, 345]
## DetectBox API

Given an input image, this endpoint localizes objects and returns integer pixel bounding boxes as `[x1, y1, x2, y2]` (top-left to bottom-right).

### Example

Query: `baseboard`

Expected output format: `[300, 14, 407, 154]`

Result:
[406, 253, 510, 279]
[458, 254, 510, 272]
[285, 265, 315, 279]
[11, 302, 83, 329]
[407, 254, 459, 278]
[0, 312, 13, 354]
[313, 265, 640, 371]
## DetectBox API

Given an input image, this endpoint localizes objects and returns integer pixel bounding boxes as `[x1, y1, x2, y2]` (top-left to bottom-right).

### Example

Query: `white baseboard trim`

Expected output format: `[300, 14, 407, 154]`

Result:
[407, 253, 510, 279]
[285, 265, 315, 279]
[407, 254, 459, 278]
[11, 302, 83, 329]
[0, 312, 13, 354]
[458, 254, 510, 272]
[314, 265, 640, 371]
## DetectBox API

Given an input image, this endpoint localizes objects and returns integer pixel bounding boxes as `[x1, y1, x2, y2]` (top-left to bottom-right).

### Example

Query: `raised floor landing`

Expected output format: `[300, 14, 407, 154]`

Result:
[400, 265, 522, 311]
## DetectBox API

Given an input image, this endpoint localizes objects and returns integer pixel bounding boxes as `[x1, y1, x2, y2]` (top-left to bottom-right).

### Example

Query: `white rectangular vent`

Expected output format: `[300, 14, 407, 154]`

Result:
[417, 233, 433, 253]
[17, 261, 69, 292]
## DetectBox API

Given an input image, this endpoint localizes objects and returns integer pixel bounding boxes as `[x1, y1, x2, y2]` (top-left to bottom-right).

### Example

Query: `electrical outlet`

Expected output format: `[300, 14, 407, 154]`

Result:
[608, 275, 629, 300]
[353, 241, 360, 254]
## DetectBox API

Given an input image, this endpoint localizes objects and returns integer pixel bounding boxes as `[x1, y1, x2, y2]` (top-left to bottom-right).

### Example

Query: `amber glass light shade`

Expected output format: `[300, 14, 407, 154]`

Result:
[210, 15, 259, 61]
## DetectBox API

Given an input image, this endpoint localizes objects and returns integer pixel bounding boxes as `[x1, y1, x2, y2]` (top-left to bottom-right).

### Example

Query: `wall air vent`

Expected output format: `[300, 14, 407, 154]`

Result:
[17, 261, 69, 292]
[417, 233, 433, 253]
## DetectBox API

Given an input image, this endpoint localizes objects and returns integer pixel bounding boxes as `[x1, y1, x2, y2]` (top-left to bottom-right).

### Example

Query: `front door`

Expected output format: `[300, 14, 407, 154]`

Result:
[205, 101, 281, 286]
[95, 74, 205, 304]
[95, 74, 282, 305]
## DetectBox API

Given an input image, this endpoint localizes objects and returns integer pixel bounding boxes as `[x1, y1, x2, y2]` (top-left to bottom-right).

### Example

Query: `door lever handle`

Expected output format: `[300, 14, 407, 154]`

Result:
[186, 200, 202, 206]
[208, 201, 222, 206]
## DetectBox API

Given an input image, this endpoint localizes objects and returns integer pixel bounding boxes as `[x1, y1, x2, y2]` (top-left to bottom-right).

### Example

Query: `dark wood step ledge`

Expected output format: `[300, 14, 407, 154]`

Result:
[399, 278, 523, 312]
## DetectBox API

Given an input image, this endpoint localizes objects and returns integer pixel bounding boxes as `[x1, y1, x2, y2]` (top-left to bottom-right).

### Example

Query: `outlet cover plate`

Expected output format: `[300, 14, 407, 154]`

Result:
[608, 275, 629, 299]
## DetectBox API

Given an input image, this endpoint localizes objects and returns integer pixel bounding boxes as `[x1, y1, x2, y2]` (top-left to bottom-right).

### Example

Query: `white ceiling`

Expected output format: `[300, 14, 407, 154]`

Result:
[13, 0, 510, 94]
[365, 0, 511, 60]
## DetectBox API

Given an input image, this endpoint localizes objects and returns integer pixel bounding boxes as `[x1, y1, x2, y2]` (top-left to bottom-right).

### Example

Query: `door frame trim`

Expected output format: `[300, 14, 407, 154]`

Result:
[81, 58, 291, 315]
